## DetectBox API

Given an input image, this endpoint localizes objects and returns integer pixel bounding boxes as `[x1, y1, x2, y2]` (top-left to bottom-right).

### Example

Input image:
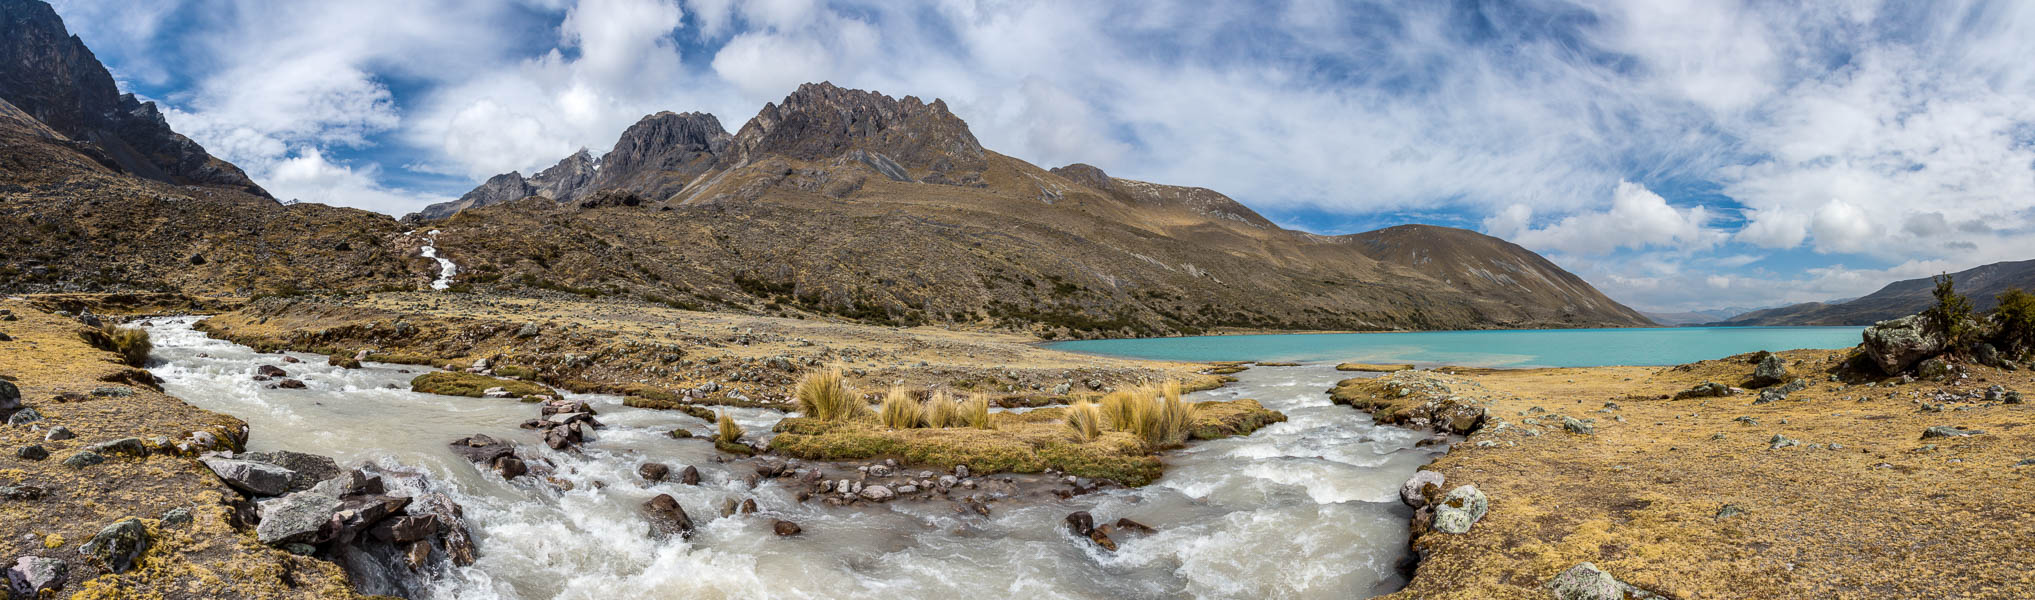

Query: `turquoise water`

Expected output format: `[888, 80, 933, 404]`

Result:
[1045, 327, 1867, 368]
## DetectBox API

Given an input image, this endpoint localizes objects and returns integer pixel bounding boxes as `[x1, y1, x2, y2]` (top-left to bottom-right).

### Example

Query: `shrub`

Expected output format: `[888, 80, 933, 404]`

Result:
[962, 393, 993, 429]
[879, 388, 925, 429]
[1996, 288, 2035, 353]
[1065, 401, 1104, 441]
[80, 325, 151, 367]
[794, 369, 864, 421]
[924, 391, 960, 428]
[716, 410, 744, 444]
[1926, 274, 1975, 349]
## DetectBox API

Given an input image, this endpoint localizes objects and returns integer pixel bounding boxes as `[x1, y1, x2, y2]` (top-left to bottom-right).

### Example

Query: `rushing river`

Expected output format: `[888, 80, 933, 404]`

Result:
[141, 317, 1437, 599]
[1046, 326, 1867, 367]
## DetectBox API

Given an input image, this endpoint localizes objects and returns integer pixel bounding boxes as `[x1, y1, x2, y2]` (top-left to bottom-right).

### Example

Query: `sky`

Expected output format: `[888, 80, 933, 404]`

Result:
[43, 0, 2035, 313]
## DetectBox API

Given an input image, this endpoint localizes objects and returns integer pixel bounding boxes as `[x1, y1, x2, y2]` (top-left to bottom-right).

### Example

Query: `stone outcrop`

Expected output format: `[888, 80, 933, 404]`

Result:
[0, 0, 267, 196]
[1862, 315, 1946, 375]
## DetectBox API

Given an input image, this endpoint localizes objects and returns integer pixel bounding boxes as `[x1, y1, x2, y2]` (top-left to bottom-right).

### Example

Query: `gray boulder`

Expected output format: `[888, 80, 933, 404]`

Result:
[0, 378, 18, 416]
[1920, 426, 1983, 439]
[1399, 470, 1445, 508]
[1861, 315, 1945, 375]
[643, 494, 695, 540]
[255, 488, 342, 545]
[1545, 562, 1661, 600]
[1430, 485, 1489, 534]
[79, 518, 150, 574]
[201, 457, 297, 497]
[239, 450, 341, 492]
[1748, 352, 1789, 388]
[7, 406, 42, 425]
[7, 556, 67, 597]
[1672, 382, 1732, 400]
[84, 438, 148, 457]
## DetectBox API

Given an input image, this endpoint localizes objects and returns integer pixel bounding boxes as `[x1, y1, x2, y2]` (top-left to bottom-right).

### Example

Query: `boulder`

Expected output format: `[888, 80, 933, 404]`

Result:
[1545, 562, 1662, 600]
[858, 485, 896, 502]
[1916, 357, 1952, 379]
[1920, 426, 1983, 439]
[79, 518, 151, 574]
[257, 365, 288, 378]
[773, 520, 802, 536]
[1673, 382, 1732, 400]
[679, 465, 701, 485]
[411, 493, 477, 566]
[447, 434, 517, 464]
[16, 445, 48, 460]
[493, 456, 528, 479]
[276, 379, 307, 389]
[84, 438, 148, 457]
[201, 457, 297, 497]
[1561, 417, 1594, 435]
[43, 426, 74, 441]
[1065, 511, 1095, 537]
[1748, 352, 1789, 388]
[7, 407, 42, 425]
[159, 507, 193, 529]
[255, 489, 343, 545]
[369, 515, 437, 544]
[401, 540, 432, 570]
[1400, 470, 1445, 508]
[0, 378, 19, 416]
[61, 450, 104, 469]
[239, 450, 341, 492]
[1861, 315, 1945, 375]
[643, 494, 695, 540]
[1430, 485, 1489, 534]
[7, 556, 67, 597]
[638, 462, 670, 483]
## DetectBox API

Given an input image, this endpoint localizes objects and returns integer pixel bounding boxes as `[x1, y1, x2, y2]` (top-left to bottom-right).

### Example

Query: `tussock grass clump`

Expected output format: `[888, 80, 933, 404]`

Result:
[80, 325, 152, 367]
[925, 391, 960, 428]
[1065, 401, 1104, 441]
[796, 369, 865, 421]
[410, 371, 551, 400]
[1101, 382, 1198, 449]
[879, 388, 926, 429]
[1100, 389, 1138, 431]
[717, 410, 744, 444]
[962, 393, 993, 429]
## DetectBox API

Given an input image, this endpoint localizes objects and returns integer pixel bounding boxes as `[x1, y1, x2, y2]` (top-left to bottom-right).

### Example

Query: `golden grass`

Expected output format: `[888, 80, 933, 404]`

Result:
[79, 325, 152, 367]
[961, 393, 992, 429]
[795, 368, 865, 421]
[924, 390, 960, 428]
[1065, 400, 1104, 441]
[409, 371, 551, 400]
[716, 410, 744, 444]
[879, 388, 926, 429]
[1099, 389, 1138, 431]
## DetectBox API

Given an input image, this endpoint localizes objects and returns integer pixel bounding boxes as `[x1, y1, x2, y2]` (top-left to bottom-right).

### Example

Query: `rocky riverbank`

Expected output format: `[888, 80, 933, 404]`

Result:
[0, 299, 372, 598]
[1338, 342, 2033, 598]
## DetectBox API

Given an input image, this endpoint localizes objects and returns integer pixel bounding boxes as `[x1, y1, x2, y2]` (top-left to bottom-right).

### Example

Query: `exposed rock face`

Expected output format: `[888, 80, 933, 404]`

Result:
[79, 517, 151, 574]
[0, 0, 267, 196]
[1749, 352, 1789, 388]
[413, 149, 603, 221]
[201, 456, 296, 497]
[593, 111, 730, 201]
[1862, 315, 1946, 375]
[1431, 485, 1489, 534]
[729, 82, 985, 180]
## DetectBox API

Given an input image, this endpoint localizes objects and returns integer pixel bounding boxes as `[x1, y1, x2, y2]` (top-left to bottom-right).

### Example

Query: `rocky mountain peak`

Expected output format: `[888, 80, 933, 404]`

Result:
[0, 0, 268, 197]
[1050, 163, 1114, 191]
[592, 111, 730, 201]
[730, 81, 985, 178]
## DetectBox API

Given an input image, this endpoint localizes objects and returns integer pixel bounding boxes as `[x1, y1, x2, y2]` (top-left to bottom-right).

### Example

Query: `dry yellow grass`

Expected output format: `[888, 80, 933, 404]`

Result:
[1362, 350, 2035, 600]
[923, 390, 960, 428]
[795, 369, 864, 421]
[878, 388, 925, 429]
[961, 393, 992, 429]
[1065, 401, 1104, 441]
[716, 410, 744, 444]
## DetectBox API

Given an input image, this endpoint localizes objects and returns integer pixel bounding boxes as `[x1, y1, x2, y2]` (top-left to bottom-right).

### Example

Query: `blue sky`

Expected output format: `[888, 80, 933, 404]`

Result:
[44, 0, 2035, 313]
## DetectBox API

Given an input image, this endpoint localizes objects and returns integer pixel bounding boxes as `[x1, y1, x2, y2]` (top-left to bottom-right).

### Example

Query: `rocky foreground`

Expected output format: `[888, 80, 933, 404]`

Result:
[1338, 345, 2033, 598]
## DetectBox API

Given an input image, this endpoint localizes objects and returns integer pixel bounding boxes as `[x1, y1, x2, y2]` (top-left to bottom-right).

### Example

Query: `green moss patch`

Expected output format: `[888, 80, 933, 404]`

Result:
[409, 371, 551, 400]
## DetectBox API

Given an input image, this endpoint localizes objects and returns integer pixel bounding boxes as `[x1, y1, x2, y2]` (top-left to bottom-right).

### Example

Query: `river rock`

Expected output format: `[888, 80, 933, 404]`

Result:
[7, 555, 67, 597]
[79, 518, 150, 574]
[201, 457, 297, 497]
[1746, 352, 1787, 388]
[858, 485, 896, 502]
[1400, 470, 1445, 508]
[256, 488, 343, 545]
[447, 434, 517, 464]
[773, 520, 802, 536]
[1545, 562, 1662, 600]
[276, 379, 307, 389]
[1065, 511, 1095, 536]
[1861, 315, 1945, 375]
[643, 494, 695, 540]
[43, 426, 74, 441]
[740, 498, 758, 514]
[240, 450, 342, 492]
[1430, 485, 1489, 534]
[402, 540, 432, 570]
[639, 462, 671, 482]
[258, 365, 288, 378]
[679, 465, 701, 485]
[411, 493, 477, 566]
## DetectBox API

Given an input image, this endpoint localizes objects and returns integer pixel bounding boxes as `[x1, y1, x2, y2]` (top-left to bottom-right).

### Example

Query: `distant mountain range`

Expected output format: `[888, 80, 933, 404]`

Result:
[1709, 260, 2035, 326]
[0, 0, 1651, 337]
[1642, 308, 1771, 326]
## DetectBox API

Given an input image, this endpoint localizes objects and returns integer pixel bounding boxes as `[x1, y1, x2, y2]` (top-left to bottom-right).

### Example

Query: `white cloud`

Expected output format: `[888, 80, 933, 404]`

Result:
[1488, 181, 1722, 256]
[266, 149, 451, 215]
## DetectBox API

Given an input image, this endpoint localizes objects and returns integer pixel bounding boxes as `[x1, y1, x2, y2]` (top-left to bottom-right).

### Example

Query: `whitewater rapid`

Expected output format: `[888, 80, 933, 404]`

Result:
[141, 316, 1438, 599]
[418, 230, 457, 291]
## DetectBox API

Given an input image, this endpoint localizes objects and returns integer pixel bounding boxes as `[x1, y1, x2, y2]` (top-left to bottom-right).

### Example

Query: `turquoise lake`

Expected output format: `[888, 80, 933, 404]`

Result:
[1044, 326, 1867, 368]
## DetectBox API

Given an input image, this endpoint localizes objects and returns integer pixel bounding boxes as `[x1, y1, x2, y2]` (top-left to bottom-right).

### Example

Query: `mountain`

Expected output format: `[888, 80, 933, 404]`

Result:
[1643, 306, 1775, 326]
[1713, 260, 2035, 326]
[0, 0, 267, 197]
[411, 111, 733, 220]
[414, 82, 1651, 337]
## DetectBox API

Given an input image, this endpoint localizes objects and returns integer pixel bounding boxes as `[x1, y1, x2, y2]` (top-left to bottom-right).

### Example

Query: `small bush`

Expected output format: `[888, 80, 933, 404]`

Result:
[80, 325, 151, 367]
[795, 369, 864, 421]
[962, 393, 993, 429]
[1065, 401, 1104, 441]
[925, 391, 960, 428]
[1927, 274, 1975, 349]
[879, 388, 925, 429]
[717, 410, 745, 444]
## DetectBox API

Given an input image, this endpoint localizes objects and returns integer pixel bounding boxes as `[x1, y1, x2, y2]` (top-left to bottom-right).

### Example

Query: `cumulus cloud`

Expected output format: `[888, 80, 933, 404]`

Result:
[1487, 181, 1722, 256]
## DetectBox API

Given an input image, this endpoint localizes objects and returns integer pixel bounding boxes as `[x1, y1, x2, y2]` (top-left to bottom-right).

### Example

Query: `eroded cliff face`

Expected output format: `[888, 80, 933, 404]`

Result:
[0, 0, 267, 197]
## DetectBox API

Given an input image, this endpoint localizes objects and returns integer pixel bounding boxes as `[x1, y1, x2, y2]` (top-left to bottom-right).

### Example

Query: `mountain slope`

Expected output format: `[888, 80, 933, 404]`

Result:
[416, 83, 1651, 337]
[0, 0, 267, 196]
[1714, 260, 2035, 326]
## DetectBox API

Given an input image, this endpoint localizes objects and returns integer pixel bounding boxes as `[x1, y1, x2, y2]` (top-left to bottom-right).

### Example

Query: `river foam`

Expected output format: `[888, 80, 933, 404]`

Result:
[142, 316, 1436, 599]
